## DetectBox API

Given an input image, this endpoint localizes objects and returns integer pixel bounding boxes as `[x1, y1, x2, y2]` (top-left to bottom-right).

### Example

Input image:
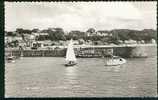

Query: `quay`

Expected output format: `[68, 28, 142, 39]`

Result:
[5, 44, 157, 58]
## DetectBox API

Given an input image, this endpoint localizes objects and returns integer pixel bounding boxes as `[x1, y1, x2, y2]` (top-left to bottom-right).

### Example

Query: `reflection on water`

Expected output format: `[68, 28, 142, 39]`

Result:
[64, 66, 79, 87]
[65, 66, 78, 77]
[105, 65, 121, 72]
[65, 66, 78, 85]
[26, 87, 40, 90]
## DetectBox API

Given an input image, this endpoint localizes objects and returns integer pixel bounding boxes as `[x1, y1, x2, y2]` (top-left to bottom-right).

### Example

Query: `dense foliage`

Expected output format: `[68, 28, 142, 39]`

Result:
[111, 29, 157, 41]
[5, 28, 157, 43]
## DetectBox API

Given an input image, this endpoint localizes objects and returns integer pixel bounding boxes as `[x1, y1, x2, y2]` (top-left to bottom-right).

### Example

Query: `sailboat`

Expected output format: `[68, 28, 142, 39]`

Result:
[65, 39, 77, 66]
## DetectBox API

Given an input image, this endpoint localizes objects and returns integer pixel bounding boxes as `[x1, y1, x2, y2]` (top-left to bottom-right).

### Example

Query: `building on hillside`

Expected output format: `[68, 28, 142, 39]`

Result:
[86, 31, 112, 37]
[31, 40, 55, 49]
[151, 39, 156, 44]
[32, 32, 40, 37]
[18, 40, 26, 48]
[118, 40, 123, 44]
[124, 39, 137, 44]
[23, 34, 36, 46]
[86, 32, 95, 36]
[96, 31, 112, 36]
[39, 33, 49, 36]
[32, 32, 49, 37]
[73, 40, 79, 45]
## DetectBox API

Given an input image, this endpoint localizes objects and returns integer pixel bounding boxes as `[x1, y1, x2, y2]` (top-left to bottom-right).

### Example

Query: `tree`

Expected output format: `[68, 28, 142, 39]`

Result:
[6, 31, 16, 36]
[86, 28, 95, 33]
[69, 30, 86, 40]
[16, 28, 32, 34]
[48, 28, 65, 41]
[11, 40, 19, 47]
[16, 28, 24, 35]
[31, 28, 39, 33]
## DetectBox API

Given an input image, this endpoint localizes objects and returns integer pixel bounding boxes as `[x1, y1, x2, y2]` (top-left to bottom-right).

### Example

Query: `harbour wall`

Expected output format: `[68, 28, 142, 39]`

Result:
[5, 45, 157, 58]
[113, 45, 157, 58]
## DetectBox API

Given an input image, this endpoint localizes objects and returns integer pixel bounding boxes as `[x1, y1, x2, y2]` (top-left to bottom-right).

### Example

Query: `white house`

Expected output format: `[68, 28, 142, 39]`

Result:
[124, 39, 137, 44]
[96, 31, 109, 36]
[86, 31, 112, 37]
[151, 39, 156, 44]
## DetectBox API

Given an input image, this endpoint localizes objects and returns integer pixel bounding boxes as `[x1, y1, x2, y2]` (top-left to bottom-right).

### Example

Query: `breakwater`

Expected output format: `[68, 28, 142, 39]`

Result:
[5, 44, 157, 58]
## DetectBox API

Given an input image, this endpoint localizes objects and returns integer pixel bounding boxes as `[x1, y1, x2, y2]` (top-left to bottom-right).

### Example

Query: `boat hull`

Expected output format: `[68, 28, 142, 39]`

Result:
[7, 60, 15, 63]
[6, 56, 16, 63]
[65, 62, 77, 67]
[105, 58, 126, 66]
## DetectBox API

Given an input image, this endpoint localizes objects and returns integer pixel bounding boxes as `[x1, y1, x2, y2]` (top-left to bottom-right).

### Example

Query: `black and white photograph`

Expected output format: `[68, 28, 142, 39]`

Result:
[4, 1, 157, 97]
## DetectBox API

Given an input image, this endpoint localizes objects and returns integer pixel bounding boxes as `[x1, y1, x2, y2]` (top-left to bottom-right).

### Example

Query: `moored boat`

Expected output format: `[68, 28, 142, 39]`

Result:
[5, 51, 16, 63]
[105, 56, 126, 66]
[6, 56, 16, 63]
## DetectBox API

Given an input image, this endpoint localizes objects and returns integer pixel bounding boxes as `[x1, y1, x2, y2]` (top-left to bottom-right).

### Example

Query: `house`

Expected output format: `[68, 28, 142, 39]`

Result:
[85, 40, 93, 45]
[32, 32, 40, 37]
[39, 33, 49, 36]
[96, 31, 112, 36]
[151, 39, 156, 44]
[18, 40, 26, 47]
[86, 32, 96, 36]
[22, 34, 36, 46]
[141, 40, 145, 44]
[118, 40, 123, 44]
[124, 39, 137, 44]
[73, 40, 79, 45]
[32, 32, 49, 39]
[86, 31, 112, 37]
[34, 40, 52, 47]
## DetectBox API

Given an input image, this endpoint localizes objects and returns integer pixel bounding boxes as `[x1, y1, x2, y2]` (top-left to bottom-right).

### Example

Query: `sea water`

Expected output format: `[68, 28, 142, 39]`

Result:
[5, 47, 157, 97]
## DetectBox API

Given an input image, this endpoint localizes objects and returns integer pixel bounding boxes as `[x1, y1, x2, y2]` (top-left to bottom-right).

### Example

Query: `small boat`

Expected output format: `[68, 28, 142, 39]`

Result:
[65, 61, 77, 66]
[105, 56, 126, 66]
[5, 51, 16, 63]
[6, 56, 15, 63]
[65, 39, 77, 67]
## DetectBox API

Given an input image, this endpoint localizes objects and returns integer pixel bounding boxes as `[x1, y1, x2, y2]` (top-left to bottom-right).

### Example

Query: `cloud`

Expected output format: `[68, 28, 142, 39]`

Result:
[5, 2, 157, 31]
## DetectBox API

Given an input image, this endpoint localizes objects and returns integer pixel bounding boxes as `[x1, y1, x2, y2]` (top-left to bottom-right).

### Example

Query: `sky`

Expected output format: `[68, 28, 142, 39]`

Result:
[5, 1, 157, 32]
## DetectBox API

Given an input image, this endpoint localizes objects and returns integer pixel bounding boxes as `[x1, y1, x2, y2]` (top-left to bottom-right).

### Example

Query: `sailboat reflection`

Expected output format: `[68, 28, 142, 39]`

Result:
[65, 66, 77, 78]
[64, 66, 79, 87]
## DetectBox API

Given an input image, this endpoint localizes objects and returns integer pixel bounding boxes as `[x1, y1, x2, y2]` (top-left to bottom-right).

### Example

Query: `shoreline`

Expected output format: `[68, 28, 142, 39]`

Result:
[5, 43, 157, 51]
[5, 44, 157, 58]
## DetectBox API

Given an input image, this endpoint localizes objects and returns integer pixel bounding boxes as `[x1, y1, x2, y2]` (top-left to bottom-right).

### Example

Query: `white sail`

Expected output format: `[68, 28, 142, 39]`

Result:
[66, 39, 77, 62]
